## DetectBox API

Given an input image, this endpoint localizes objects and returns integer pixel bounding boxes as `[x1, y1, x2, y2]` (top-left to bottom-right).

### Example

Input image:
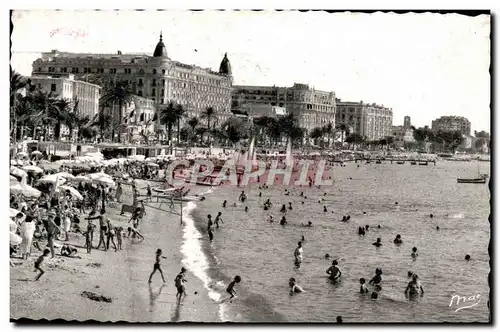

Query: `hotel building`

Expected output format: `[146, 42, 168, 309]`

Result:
[431, 116, 471, 136]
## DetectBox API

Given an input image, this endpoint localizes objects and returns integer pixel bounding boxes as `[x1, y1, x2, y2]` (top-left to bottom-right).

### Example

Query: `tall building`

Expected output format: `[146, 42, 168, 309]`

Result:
[431, 116, 471, 135]
[404, 115, 411, 129]
[31, 33, 233, 127]
[28, 74, 101, 120]
[232, 83, 336, 133]
[335, 99, 393, 141]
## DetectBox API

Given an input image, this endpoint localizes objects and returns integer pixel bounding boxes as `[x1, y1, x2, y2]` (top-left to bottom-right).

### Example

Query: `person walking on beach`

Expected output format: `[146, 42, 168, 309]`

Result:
[106, 219, 117, 251]
[214, 212, 224, 228]
[115, 226, 123, 250]
[34, 249, 50, 281]
[86, 209, 108, 251]
[226, 275, 242, 299]
[44, 211, 61, 258]
[207, 214, 214, 242]
[148, 249, 167, 283]
[175, 267, 187, 301]
[294, 241, 304, 266]
[128, 207, 143, 231]
[115, 183, 123, 203]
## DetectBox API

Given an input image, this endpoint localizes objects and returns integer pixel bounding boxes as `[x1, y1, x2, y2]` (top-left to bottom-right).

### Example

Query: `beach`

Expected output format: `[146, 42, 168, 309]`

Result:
[10, 181, 220, 322]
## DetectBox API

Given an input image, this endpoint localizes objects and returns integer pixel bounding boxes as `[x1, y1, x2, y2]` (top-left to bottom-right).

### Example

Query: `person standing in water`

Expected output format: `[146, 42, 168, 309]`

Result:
[238, 191, 247, 203]
[369, 268, 383, 290]
[326, 260, 342, 281]
[405, 274, 424, 296]
[148, 249, 167, 283]
[411, 247, 419, 258]
[214, 212, 224, 228]
[294, 242, 304, 266]
[207, 214, 214, 242]
[289, 277, 304, 295]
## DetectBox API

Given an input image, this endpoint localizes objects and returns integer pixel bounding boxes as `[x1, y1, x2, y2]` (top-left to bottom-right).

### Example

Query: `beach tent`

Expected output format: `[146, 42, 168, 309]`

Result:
[57, 185, 84, 200]
[10, 183, 41, 198]
[10, 166, 27, 179]
[23, 165, 44, 174]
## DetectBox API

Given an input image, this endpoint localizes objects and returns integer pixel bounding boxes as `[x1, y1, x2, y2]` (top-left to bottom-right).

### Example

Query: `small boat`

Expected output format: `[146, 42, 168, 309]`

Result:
[457, 178, 486, 184]
[396, 161, 405, 165]
[419, 161, 428, 166]
[375, 160, 382, 164]
[410, 161, 417, 165]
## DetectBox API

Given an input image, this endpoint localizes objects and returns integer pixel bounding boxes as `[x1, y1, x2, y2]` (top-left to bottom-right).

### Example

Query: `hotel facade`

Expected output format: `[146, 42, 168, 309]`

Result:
[31, 33, 233, 127]
[232, 83, 336, 133]
[431, 116, 471, 136]
[335, 99, 393, 141]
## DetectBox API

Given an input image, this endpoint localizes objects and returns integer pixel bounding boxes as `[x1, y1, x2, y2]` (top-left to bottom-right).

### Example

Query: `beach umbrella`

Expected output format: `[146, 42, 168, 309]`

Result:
[10, 160, 19, 166]
[38, 174, 67, 185]
[10, 219, 17, 233]
[147, 162, 159, 167]
[10, 166, 27, 178]
[31, 150, 43, 156]
[10, 232, 22, 246]
[10, 183, 41, 198]
[57, 185, 84, 200]
[87, 172, 112, 180]
[54, 172, 75, 179]
[23, 165, 44, 174]
[38, 162, 60, 171]
[17, 151, 28, 158]
[73, 175, 91, 183]
[9, 208, 21, 218]
[92, 176, 115, 187]
[10, 175, 18, 183]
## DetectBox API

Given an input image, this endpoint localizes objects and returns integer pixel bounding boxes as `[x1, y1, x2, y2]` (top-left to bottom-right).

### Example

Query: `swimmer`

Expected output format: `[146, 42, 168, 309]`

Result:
[239, 191, 247, 203]
[301, 221, 313, 227]
[465, 254, 471, 261]
[373, 238, 382, 247]
[363, 211, 367, 215]
[245, 206, 249, 212]
[325, 254, 330, 259]
[323, 206, 328, 213]
[405, 274, 424, 296]
[430, 214, 434, 218]
[365, 225, 370, 231]
[280, 204, 287, 213]
[269, 215, 274, 223]
[222, 200, 227, 208]
[436, 226, 440, 230]
[214, 212, 224, 228]
[336, 316, 343, 323]
[371, 292, 379, 299]
[294, 242, 303, 265]
[258, 192, 262, 197]
[346, 215, 351, 221]
[232, 203, 237, 207]
[326, 260, 341, 281]
[226, 275, 241, 299]
[288, 202, 293, 210]
[393, 234, 402, 245]
[369, 268, 383, 290]
[280, 216, 287, 225]
[360, 278, 369, 293]
[289, 277, 304, 294]
[411, 247, 418, 258]
[300, 192, 304, 197]
[377, 225, 381, 228]
[342, 216, 346, 222]
[407, 271, 413, 278]
[301, 235, 305, 242]
[358, 227, 365, 235]
[301, 202, 305, 205]
[395, 202, 398, 205]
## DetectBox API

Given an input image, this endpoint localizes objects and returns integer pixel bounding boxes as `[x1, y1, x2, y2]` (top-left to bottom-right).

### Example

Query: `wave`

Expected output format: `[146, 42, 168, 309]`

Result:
[179, 188, 228, 321]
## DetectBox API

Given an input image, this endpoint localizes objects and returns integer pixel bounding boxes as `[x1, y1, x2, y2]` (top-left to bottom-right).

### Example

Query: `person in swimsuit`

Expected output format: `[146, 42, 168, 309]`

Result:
[405, 274, 424, 296]
[280, 216, 287, 225]
[214, 212, 224, 228]
[175, 267, 187, 301]
[280, 204, 287, 213]
[326, 260, 342, 281]
[394, 234, 403, 245]
[34, 249, 50, 281]
[411, 247, 419, 258]
[127, 226, 145, 240]
[148, 248, 167, 283]
[289, 277, 304, 295]
[207, 214, 214, 241]
[373, 238, 382, 247]
[369, 268, 383, 290]
[294, 242, 304, 265]
[360, 278, 369, 293]
[226, 275, 241, 298]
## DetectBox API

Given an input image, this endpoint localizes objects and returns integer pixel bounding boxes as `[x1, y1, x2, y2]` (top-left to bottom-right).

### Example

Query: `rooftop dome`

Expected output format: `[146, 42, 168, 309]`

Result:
[219, 53, 231, 75]
[153, 32, 167, 58]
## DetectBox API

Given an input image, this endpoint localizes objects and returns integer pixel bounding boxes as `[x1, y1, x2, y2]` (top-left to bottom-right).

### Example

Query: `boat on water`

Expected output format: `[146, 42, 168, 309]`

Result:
[457, 178, 486, 184]
[410, 161, 417, 165]
[419, 161, 428, 166]
[396, 161, 405, 165]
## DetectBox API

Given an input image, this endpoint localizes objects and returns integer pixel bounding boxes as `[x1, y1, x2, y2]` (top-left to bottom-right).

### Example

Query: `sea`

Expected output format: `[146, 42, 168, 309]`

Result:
[179, 160, 491, 323]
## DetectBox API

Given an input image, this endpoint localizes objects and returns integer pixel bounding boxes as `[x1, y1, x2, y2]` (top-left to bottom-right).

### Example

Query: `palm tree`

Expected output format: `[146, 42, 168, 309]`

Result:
[29, 89, 59, 141]
[310, 127, 325, 147]
[174, 104, 187, 144]
[158, 101, 178, 147]
[278, 112, 303, 148]
[10, 70, 27, 154]
[335, 123, 350, 148]
[187, 116, 199, 131]
[50, 98, 72, 141]
[91, 109, 112, 141]
[322, 122, 334, 148]
[201, 106, 216, 132]
[221, 117, 251, 147]
[101, 80, 133, 143]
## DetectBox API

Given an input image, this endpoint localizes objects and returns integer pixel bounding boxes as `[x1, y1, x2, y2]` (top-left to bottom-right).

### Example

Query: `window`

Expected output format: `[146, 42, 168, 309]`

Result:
[161, 79, 165, 85]
[48, 67, 55, 73]
[110, 68, 117, 74]
[125, 68, 132, 74]
[138, 79, 143, 86]
[51, 84, 56, 92]
[152, 79, 156, 86]
[37, 67, 42, 72]
[160, 98, 164, 104]
[138, 91, 143, 97]
[162, 69, 166, 75]
[152, 88, 156, 96]
[61, 67, 67, 73]
[153, 69, 157, 74]
[161, 89, 165, 96]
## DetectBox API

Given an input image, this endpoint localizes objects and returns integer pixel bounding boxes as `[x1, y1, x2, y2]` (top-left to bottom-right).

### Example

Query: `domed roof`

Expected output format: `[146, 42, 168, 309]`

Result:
[219, 53, 231, 75]
[153, 32, 167, 58]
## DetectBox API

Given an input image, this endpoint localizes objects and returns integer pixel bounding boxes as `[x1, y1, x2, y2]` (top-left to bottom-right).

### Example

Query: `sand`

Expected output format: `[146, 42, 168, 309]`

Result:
[10, 181, 220, 322]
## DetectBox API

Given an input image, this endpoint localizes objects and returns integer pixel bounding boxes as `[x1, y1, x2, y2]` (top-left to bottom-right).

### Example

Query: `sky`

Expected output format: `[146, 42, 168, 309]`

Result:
[10, 10, 491, 132]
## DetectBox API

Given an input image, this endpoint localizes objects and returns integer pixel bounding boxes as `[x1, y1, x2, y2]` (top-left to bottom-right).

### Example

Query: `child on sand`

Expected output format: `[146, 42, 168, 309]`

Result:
[34, 249, 50, 281]
[127, 226, 145, 240]
[175, 267, 187, 301]
[227, 275, 242, 298]
[115, 226, 123, 250]
[148, 249, 167, 283]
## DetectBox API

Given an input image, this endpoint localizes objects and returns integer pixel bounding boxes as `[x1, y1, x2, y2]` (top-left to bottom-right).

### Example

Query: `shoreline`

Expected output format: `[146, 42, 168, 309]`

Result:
[10, 180, 221, 323]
